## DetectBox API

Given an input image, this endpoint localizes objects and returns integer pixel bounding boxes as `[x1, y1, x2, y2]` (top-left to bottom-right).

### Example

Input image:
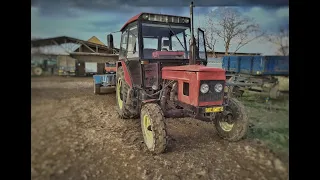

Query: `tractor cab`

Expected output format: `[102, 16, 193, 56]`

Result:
[113, 13, 207, 65]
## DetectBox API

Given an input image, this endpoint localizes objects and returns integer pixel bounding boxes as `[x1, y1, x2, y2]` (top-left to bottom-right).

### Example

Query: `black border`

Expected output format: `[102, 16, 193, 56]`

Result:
[289, 0, 318, 179]
[4, 0, 30, 179]
[6, 1, 313, 179]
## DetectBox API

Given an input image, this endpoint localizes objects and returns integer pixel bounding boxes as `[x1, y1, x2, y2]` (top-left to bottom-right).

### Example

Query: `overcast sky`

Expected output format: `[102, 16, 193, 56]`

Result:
[31, 0, 289, 55]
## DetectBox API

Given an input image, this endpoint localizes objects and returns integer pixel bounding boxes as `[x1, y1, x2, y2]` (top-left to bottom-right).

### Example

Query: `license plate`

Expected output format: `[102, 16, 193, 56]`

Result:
[58, 70, 63, 72]
[205, 106, 224, 113]
[70, 70, 75, 72]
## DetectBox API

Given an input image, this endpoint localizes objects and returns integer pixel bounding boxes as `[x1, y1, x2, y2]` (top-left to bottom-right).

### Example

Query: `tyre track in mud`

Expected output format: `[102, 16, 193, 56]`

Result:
[31, 77, 288, 180]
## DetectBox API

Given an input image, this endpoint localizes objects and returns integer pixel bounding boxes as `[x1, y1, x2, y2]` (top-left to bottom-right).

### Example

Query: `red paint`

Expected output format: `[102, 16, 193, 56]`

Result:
[162, 65, 225, 72]
[117, 60, 133, 88]
[162, 65, 226, 107]
[152, 51, 184, 58]
[120, 13, 143, 31]
[199, 100, 224, 106]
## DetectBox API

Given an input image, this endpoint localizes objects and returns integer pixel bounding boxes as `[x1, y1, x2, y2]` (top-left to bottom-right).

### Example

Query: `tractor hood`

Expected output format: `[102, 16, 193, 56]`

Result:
[162, 65, 225, 72]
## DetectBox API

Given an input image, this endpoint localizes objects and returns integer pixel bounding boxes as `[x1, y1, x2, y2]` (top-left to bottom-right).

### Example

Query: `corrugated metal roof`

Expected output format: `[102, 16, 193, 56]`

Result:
[31, 36, 111, 50]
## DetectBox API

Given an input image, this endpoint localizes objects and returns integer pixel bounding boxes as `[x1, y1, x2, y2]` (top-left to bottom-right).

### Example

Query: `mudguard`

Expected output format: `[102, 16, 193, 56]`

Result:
[117, 61, 133, 88]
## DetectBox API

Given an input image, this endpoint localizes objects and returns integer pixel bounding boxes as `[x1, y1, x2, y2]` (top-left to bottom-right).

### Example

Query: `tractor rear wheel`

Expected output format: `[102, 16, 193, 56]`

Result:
[215, 98, 248, 141]
[116, 66, 136, 119]
[140, 103, 167, 154]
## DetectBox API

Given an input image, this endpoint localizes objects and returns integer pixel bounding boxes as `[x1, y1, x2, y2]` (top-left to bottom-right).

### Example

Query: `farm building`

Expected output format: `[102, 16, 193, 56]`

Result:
[31, 35, 262, 76]
[31, 36, 119, 76]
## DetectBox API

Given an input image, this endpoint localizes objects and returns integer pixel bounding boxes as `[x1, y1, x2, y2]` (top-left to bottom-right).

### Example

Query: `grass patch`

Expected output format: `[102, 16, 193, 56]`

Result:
[248, 127, 289, 156]
[239, 93, 289, 159]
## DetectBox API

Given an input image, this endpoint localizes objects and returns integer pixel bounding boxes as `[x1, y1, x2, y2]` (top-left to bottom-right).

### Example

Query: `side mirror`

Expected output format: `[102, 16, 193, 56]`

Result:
[107, 34, 114, 49]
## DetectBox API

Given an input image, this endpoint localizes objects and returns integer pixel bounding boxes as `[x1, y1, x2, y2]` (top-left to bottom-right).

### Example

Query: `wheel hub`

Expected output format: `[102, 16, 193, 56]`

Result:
[117, 78, 123, 109]
[219, 114, 234, 132]
[226, 114, 234, 124]
[143, 114, 154, 148]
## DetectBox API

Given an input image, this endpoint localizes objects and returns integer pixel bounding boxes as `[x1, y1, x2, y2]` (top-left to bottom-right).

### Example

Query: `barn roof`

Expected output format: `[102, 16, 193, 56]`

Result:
[31, 36, 120, 54]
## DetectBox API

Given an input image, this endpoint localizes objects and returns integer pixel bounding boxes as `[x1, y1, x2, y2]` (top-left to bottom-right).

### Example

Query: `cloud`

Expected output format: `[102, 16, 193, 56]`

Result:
[242, 6, 289, 32]
[31, 0, 289, 55]
[31, 0, 289, 8]
[31, 0, 288, 17]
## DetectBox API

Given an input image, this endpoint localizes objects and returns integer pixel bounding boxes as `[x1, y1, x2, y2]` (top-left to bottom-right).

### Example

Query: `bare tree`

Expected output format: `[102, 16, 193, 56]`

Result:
[202, 17, 218, 57]
[204, 7, 264, 55]
[266, 25, 289, 56]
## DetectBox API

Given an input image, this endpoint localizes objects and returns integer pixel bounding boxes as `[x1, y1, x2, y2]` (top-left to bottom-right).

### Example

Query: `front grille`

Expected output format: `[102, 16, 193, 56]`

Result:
[199, 80, 224, 102]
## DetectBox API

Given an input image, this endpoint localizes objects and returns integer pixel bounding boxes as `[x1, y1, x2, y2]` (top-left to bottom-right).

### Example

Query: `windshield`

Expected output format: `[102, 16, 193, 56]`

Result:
[141, 23, 190, 59]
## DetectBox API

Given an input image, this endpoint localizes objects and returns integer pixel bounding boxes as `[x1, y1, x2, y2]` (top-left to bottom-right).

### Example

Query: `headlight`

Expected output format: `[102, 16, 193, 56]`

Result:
[200, 83, 209, 94]
[214, 83, 223, 93]
[184, 18, 190, 23]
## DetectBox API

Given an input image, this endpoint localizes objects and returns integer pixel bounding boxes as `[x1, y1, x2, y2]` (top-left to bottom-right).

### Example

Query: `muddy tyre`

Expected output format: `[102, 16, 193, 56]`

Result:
[141, 103, 167, 154]
[116, 66, 136, 119]
[215, 98, 248, 141]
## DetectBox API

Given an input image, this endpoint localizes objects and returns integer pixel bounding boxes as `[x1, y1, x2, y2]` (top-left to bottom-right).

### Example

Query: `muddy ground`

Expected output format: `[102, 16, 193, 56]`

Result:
[31, 76, 289, 180]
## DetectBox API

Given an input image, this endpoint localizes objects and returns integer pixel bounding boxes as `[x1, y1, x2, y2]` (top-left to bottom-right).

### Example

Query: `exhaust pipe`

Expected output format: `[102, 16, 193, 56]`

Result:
[189, 1, 196, 65]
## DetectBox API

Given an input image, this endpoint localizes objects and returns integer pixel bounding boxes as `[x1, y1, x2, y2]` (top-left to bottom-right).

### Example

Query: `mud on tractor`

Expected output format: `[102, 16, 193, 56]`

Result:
[108, 2, 249, 154]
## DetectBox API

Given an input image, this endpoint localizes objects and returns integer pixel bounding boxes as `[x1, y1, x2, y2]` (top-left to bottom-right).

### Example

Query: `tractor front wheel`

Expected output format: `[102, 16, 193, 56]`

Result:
[215, 98, 248, 141]
[140, 103, 167, 154]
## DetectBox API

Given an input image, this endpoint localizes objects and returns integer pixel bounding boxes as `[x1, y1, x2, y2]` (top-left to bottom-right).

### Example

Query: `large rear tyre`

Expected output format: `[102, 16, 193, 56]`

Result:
[215, 98, 248, 141]
[116, 66, 136, 119]
[141, 103, 167, 154]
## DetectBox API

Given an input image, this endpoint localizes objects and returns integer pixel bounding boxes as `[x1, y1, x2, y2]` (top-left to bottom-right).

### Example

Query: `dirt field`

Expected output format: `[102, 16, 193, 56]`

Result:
[31, 76, 289, 180]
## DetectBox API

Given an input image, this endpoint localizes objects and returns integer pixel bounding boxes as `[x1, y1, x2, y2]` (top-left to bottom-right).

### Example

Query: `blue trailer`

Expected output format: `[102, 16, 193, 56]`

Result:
[222, 55, 289, 99]
[93, 74, 116, 94]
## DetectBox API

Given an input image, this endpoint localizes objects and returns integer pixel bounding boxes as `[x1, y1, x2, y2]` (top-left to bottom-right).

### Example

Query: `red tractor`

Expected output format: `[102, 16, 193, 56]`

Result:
[104, 62, 117, 74]
[107, 2, 248, 154]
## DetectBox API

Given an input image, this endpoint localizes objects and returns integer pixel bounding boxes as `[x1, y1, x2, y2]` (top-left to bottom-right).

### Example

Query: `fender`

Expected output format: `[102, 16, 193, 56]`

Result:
[117, 60, 132, 88]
